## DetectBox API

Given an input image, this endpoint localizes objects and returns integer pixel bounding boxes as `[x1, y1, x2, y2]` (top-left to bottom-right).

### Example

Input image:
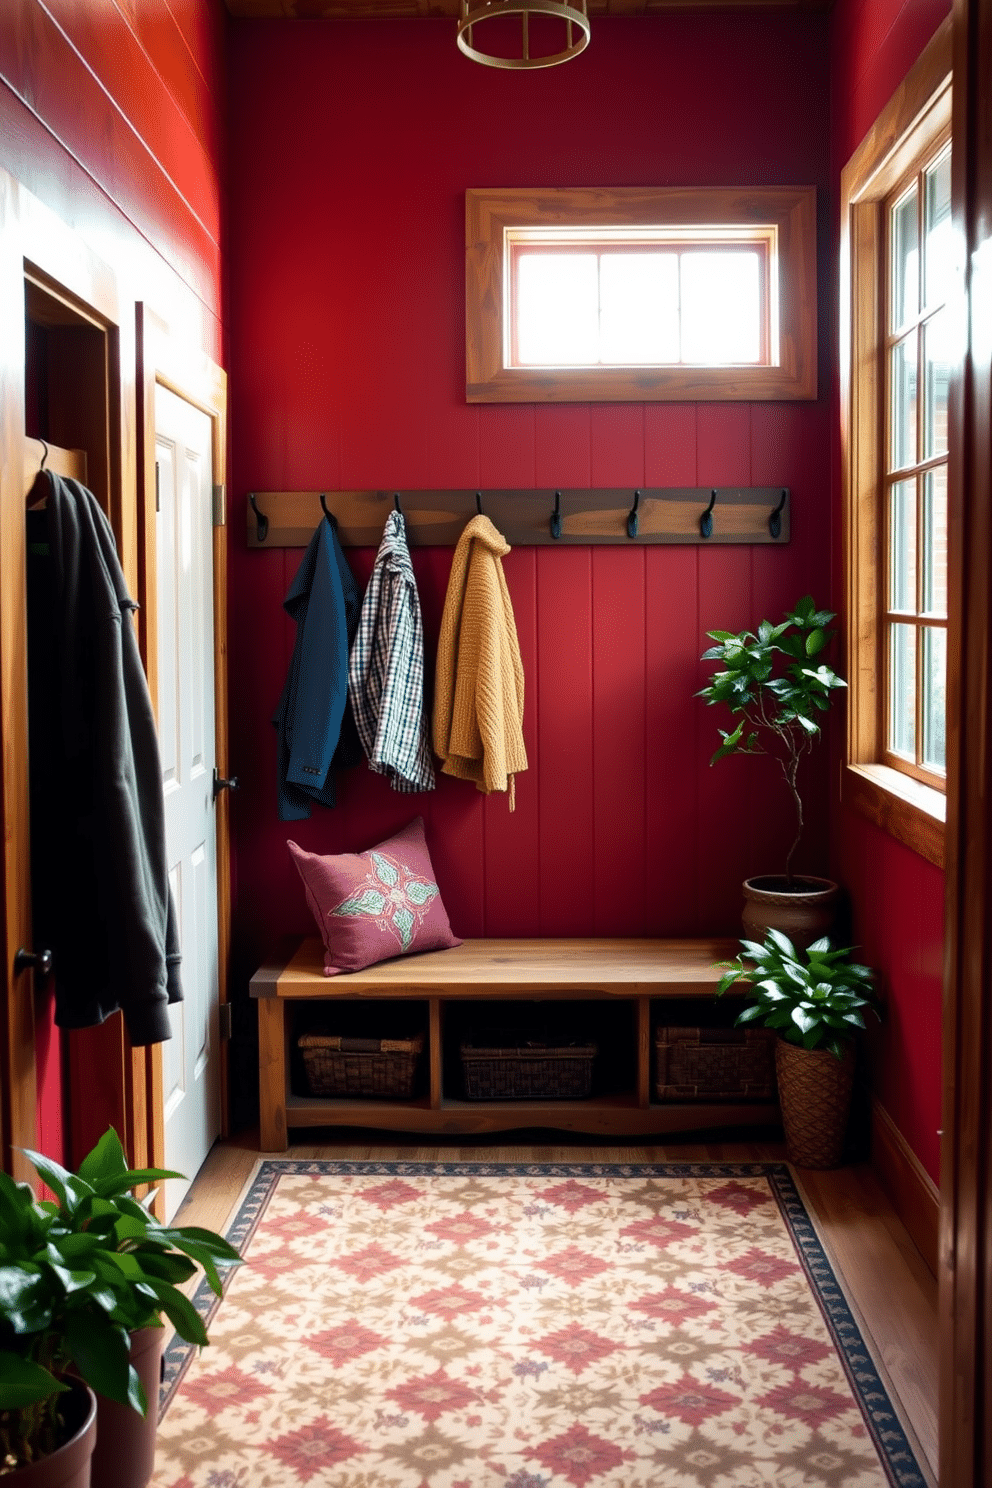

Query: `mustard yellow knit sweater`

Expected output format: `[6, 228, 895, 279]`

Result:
[432, 515, 527, 808]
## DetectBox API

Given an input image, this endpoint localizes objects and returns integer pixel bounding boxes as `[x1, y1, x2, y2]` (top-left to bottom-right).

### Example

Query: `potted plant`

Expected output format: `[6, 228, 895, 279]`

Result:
[716, 929, 880, 1168]
[0, 1128, 240, 1487]
[697, 594, 847, 946]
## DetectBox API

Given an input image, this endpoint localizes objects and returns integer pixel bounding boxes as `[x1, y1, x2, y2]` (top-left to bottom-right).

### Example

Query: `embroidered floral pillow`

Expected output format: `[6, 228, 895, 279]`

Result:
[287, 818, 461, 975]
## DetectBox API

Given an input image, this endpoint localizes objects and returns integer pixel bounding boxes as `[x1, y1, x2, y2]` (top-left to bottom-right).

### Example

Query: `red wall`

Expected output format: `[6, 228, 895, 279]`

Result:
[0, 0, 228, 1160]
[225, 13, 834, 1081]
[830, 0, 951, 1183]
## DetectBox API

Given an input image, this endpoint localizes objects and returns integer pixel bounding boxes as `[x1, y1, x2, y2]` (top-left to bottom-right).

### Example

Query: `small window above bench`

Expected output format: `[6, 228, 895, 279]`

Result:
[466, 185, 818, 403]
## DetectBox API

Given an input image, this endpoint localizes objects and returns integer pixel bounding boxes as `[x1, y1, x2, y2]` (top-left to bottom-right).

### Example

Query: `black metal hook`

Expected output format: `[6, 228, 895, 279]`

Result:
[700, 489, 717, 539]
[769, 488, 787, 539]
[393, 492, 403, 514]
[248, 492, 269, 543]
[550, 490, 563, 540]
[475, 491, 484, 515]
[627, 490, 641, 540]
[38, 438, 49, 472]
[319, 492, 337, 528]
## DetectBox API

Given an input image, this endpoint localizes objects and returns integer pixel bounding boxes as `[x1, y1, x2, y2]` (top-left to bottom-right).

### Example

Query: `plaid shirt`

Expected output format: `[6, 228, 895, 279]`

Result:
[348, 511, 435, 793]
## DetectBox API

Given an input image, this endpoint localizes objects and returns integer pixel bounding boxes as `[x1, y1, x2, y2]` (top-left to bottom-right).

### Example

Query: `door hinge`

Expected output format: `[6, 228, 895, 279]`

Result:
[155, 460, 161, 514]
[218, 1003, 233, 1041]
[213, 483, 226, 528]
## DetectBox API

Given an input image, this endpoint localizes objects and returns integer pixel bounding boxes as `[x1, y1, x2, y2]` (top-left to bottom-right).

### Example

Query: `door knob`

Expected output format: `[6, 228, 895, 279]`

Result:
[14, 947, 53, 978]
[212, 768, 239, 801]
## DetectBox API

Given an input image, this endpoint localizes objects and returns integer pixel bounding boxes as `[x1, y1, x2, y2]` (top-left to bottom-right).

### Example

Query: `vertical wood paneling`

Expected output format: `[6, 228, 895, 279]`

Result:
[227, 13, 833, 999]
[591, 547, 648, 934]
[645, 406, 700, 932]
[536, 547, 595, 935]
[695, 405, 754, 931]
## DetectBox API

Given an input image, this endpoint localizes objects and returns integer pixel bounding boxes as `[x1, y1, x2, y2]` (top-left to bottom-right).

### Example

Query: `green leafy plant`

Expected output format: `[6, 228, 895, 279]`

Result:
[0, 1128, 240, 1471]
[716, 929, 880, 1058]
[697, 595, 847, 881]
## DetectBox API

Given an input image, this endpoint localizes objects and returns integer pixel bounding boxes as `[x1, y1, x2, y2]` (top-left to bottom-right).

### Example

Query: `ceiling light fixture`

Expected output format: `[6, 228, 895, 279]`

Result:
[457, 0, 590, 70]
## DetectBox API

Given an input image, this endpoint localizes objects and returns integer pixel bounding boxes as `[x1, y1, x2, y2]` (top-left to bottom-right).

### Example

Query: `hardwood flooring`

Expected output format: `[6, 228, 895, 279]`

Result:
[174, 1132, 939, 1481]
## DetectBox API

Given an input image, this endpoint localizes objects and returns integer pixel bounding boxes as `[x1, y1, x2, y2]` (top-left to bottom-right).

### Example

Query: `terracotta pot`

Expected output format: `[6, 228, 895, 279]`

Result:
[742, 875, 840, 951]
[775, 1038, 856, 1168]
[90, 1328, 165, 1488]
[5, 1383, 96, 1488]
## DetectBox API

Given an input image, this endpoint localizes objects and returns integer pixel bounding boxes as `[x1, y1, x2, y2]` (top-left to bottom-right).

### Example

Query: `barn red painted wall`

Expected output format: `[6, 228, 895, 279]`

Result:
[224, 12, 834, 1115]
[829, 0, 951, 1184]
[0, 0, 228, 1162]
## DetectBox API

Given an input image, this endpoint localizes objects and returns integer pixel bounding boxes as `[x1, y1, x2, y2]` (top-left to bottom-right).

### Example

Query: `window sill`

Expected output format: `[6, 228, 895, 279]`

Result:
[842, 763, 945, 870]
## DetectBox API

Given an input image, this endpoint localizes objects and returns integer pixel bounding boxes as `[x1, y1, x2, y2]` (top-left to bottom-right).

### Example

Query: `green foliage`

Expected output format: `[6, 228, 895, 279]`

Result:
[0, 1128, 241, 1469]
[716, 929, 881, 1059]
[697, 597, 847, 878]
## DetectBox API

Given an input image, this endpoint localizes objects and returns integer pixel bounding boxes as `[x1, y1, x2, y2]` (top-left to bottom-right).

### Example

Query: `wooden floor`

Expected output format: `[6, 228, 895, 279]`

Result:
[176, 1131, 939, 1482]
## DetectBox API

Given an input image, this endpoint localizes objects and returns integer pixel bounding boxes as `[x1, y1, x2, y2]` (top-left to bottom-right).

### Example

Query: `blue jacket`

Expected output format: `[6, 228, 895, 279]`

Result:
[273, 516, 362, 820]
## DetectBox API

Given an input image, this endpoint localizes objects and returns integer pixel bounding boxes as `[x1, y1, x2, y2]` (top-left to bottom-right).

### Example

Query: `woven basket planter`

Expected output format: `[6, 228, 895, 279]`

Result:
[775, 1038, 856, 1169]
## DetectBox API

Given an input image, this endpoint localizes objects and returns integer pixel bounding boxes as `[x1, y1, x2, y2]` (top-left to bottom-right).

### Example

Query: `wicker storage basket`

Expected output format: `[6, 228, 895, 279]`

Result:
[655, 1026, 777, 1100]
[298, 1032, 424, 1098]
[460, 1038, 597, 1100]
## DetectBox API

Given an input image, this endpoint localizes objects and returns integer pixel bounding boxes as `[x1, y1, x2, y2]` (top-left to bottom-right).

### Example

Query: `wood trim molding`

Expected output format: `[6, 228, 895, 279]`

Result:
[842, 764, 946, 868]
[871, 1099, 940, 1276]
[466, 185, 817, 402]
[940, 0, 992, 1480]
[839, 18, 952, 864]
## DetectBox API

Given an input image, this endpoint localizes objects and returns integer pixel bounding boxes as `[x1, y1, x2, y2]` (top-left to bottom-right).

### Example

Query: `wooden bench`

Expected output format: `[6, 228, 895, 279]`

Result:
[250, 936, 780, 1151]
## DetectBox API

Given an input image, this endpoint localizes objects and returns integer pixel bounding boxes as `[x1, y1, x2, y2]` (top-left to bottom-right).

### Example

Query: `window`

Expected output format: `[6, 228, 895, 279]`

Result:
[466, 186, 817, 402]
[840, 18, 952, 868]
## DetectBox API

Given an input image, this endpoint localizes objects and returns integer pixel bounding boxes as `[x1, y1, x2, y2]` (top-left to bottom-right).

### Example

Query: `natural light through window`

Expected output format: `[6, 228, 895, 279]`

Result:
[884, 141, 950, 785]
[510, 231, 770, 369]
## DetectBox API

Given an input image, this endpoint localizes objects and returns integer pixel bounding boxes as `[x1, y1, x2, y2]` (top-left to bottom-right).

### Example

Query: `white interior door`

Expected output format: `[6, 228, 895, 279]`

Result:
[155, 383, 220, 1220]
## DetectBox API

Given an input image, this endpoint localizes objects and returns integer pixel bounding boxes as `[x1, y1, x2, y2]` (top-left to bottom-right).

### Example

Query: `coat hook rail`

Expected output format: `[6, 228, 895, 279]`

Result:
[245, 487, 791, 549]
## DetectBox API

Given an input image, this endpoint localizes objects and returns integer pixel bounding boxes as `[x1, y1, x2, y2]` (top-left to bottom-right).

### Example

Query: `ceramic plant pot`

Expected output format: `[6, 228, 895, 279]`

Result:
[5, 1383, 97, 1488]
[89, 1327, 166, 1488]
[742, 875, 840, 952]
[775, 1037, 856, 1169]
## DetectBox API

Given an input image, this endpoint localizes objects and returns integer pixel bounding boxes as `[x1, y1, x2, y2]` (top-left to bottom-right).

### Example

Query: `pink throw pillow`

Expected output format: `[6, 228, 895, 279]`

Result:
[287, 818, 461, 975]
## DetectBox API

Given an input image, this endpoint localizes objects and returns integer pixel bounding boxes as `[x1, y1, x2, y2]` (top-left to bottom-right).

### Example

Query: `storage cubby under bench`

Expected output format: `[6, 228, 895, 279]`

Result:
[250, 936, 781, 1151]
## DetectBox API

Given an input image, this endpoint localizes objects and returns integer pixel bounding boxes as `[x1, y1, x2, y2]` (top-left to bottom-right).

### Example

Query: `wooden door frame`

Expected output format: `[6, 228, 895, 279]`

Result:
[0, 168, 137, 1178]
[940, 0, 992, 1480]
[136, 303, 231, 1190]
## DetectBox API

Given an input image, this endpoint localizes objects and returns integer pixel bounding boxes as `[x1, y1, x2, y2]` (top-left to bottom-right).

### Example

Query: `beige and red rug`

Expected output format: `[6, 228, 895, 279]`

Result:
[153, 1161, 929, 1488]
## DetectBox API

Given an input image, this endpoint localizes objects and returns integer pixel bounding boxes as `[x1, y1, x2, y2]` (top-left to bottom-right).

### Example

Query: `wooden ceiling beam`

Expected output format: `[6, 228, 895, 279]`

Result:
[224, 0, 830, 18]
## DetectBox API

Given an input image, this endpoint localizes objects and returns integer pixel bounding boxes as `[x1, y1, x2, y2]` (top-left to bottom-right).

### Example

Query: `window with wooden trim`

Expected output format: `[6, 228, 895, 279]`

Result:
[466, 186, 817, 402]
[840, 18, 952, 869]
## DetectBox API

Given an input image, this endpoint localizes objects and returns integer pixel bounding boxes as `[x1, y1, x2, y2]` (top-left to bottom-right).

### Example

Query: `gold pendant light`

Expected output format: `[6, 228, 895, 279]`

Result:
[457, 0, 590, 70]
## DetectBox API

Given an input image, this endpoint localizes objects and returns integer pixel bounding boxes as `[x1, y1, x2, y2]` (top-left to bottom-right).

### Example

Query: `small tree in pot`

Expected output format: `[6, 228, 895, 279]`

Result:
[717, 930, 881, 1167]
[697, 595, 847, 943]
[0, 1128, 240, 1485]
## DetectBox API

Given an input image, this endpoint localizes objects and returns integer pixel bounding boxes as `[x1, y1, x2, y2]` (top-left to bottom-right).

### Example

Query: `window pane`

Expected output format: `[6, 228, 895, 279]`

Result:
[889, 333, 918, 470]
[923, 465, 948, 617]
[599, 253, 680, 364]
[889, 478, 917, 612]
[923, 311, 951, 457]
[516, 253, 599, 365]
[924, 148, 952, 310]
[680, 252, 761, 364]
[890, 184, 919, 331]
[889, 623, 917, 758]
[922, 625, 946, 772]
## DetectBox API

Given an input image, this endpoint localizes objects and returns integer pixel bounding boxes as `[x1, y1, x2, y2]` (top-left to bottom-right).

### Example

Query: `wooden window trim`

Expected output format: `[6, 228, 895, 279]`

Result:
[840, 16, 953, 870]
[466, 185, 817, 402]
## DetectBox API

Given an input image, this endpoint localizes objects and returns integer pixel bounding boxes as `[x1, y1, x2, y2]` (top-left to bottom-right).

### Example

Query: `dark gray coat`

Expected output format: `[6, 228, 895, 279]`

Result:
[27, 473, 181, 1045]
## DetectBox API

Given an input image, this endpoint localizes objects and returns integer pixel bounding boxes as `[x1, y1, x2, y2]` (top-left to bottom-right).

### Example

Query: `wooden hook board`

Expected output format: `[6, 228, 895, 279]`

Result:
[245, 487, 790, 549]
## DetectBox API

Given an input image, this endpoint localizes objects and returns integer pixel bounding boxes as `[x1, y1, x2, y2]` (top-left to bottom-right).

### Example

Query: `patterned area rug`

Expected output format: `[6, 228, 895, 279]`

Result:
[153, 1161, 930, 1488]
